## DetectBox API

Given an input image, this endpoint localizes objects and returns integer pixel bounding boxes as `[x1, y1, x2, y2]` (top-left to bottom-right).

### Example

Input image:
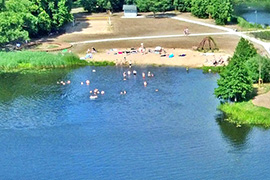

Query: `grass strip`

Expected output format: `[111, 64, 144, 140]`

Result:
[219, 101, 270, 127]
[0, 51, 115, 73]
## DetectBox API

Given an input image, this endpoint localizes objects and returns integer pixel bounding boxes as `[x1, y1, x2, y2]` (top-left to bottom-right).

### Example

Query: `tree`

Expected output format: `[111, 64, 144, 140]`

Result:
[0, 0, 38, 44]
[0, 0, 5, 11]
[207, 0, 233, 25]
[233, 37, 257, 62]
[214, 56, 253, 102]
[0, 12, 29, 44]
[94, 0, 125, 12]
[80, 0, 97, 13]
[136, 0, 149, 12]
[245, 55, 270, 83]
[191, 0, 209, 18]
[30, 0, 73, 34]
[136, 0, 172, 16]
[125, 0, 135, 5]
[174, 0, 191, 12]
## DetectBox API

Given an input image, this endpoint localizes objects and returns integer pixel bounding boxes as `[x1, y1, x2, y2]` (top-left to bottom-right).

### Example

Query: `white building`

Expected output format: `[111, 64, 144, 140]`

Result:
[123, 5, 137, 18]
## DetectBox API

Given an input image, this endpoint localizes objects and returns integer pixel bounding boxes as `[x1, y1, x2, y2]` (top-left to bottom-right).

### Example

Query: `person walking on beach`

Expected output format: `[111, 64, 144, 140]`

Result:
[184, 27, 189, 36]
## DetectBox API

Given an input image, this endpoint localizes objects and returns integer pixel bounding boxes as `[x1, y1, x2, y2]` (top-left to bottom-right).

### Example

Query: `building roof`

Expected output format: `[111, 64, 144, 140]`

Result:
[123, 5, 137, 11]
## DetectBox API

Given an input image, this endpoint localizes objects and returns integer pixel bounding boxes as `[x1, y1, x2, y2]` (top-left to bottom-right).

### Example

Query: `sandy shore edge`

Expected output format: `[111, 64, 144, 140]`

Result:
[79, 48, 231, 68]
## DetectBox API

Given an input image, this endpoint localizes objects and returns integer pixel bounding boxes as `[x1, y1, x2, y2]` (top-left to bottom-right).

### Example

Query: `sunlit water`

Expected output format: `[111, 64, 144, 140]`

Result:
[0, 66, 270, 179]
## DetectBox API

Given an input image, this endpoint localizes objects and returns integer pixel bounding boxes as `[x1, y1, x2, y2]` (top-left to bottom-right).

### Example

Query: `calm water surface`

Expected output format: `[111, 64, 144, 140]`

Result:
[242, 11, 270, 25]
[0, 66, 270, 179]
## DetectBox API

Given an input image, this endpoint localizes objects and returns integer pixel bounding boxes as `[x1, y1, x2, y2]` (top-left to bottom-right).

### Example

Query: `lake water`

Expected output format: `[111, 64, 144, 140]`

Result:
[242, 11, 270, 25]
[0, 66, 270, 179]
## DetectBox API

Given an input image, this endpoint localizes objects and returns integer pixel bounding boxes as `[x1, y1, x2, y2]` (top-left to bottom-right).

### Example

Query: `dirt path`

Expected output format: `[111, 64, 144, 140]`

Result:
[252, 92, 270, 109]
[70, 32, 233, 45]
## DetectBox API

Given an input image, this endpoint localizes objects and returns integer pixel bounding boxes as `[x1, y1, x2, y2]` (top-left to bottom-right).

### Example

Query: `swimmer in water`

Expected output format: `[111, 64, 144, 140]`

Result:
[123, 72, 127, 78]
[144, 81, 147, 87]
[133, 70, 137, 75]
[142, 72, 145, 78]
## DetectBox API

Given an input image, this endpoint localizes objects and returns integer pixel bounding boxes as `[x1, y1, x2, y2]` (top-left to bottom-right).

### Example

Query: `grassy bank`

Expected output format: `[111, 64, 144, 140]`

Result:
[236, 16, 266, 30]
[219, 101, 270, 127]
[0, 51, 115, 73]
[200, 66, 225, 73]
[251, 31, 270, 41]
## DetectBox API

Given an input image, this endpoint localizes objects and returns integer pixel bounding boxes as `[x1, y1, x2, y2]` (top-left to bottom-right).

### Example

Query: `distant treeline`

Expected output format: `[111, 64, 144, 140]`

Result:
[81, 0, 233, 25]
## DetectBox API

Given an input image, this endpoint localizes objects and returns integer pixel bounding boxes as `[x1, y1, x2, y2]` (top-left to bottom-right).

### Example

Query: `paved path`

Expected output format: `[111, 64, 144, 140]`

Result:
[172, 17, 270, 56]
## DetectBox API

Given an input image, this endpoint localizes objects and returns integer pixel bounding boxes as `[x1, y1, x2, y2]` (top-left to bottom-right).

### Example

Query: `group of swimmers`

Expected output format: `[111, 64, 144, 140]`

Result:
[57, 80, 71, 85]
[57, 67, 158, 99]
[90, 88, 105, 99]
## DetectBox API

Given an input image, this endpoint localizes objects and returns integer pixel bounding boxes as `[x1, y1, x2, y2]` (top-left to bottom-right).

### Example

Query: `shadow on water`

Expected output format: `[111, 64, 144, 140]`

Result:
[0, 69, 73, 102]
[216, 112, 252, 150]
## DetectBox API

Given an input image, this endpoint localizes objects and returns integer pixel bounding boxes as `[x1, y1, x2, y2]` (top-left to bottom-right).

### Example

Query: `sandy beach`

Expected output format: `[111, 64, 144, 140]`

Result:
[81, 48, 230, 68]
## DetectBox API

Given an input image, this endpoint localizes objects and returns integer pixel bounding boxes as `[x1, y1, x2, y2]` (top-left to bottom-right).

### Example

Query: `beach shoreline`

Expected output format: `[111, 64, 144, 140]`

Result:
[80, 48, 231, 68]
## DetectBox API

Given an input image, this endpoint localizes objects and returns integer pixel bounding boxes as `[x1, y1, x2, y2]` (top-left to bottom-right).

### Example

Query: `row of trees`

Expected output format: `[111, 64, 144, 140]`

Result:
[0, 0, 73, 45]
[80, 0, 127, 13]
[214, 38, 270, 102]
[80, 0, 233, 25]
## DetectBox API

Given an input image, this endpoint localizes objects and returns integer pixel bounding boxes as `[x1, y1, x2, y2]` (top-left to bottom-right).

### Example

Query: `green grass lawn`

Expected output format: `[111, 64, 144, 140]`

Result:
[219, 101, 270, 127]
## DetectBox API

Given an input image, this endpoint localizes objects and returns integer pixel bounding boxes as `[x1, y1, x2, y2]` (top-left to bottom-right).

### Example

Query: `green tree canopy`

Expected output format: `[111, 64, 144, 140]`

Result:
[31, 0, 73, 33]
[245, 55, 270, 83]
[214, 38, 257, 102]
[125, 0, 136, 5]
[136, 0, 172, 16]
[0, 0, 38, 44]
[0, 0, 73, 45]
[80, 0, 97, 13]
[214, 56, 253, 102]
[233, 37, 257, 62]
[0, 12, 29, 44]
[173, 0, 191, 12]
[207, 0, 233, 25]
[191, 0, 209, 18]
[191, 0, 233, 24]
